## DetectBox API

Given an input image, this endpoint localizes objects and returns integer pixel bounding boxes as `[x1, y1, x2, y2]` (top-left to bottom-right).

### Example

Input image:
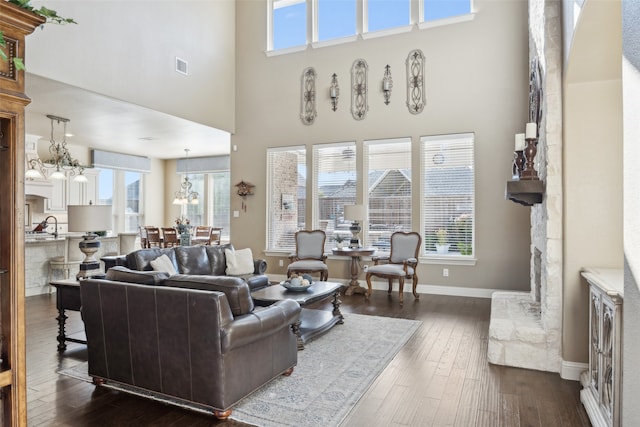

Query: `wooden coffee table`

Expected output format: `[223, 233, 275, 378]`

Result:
[252, 281, 343, 350]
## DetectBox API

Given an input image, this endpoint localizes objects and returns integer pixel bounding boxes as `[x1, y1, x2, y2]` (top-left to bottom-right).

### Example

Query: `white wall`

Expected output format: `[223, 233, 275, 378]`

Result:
[26, 0, 236, 133]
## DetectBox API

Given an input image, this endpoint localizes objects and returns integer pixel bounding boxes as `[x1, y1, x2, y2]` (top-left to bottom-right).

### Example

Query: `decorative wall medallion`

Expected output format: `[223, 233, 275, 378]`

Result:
[301, 67, 317, 125]
[529, 56, 543, 131]
[351, 59, 369, 120]
[406, 49, 425, 114]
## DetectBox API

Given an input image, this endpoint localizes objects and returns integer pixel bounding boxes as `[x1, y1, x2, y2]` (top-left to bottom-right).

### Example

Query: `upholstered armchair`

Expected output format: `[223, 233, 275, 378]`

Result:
[365, 231, 421, 305]
[287, 230, 329, 281]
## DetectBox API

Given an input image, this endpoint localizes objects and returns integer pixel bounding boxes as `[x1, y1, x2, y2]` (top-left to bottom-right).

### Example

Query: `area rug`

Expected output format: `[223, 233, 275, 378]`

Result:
[58, 313, 421, 427]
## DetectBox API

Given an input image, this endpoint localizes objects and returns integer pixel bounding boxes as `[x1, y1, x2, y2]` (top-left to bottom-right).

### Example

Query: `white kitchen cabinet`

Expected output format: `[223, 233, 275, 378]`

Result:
[45, 172, 67, 212]
[580, 268, 623, 427]
[67, 169, 99, 206]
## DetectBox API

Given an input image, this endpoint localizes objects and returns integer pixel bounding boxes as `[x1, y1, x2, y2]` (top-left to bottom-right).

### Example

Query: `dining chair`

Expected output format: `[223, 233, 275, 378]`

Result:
[161, 227, 179, 247]
[287, 230, 328, 281]
[139, 226, 148, 249]
[365, 231, 421, 305]
[192, 226, 213, 245]
[210, 227, 223, 245]
[145, 227, 162, 248]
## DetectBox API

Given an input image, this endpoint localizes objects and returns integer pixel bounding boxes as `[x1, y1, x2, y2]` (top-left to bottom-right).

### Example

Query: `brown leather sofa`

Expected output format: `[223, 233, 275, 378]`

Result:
[118, 243, 269, 291]
[80, 267, 300, 419]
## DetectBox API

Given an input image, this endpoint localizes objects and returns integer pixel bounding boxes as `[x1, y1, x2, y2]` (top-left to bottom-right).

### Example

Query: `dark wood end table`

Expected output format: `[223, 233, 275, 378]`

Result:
[49, 278, 86, 352]
[252, 281, 343, 350]
[331, 247, 376, 295]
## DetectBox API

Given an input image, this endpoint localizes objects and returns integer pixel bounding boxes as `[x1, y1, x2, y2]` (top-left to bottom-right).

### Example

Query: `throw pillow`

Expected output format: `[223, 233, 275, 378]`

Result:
[150, 254, 177, 275]
[225, 248, 254, 276]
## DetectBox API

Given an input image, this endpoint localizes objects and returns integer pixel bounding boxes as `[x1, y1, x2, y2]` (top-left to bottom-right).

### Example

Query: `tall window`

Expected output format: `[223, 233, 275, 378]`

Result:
[367, 0, 410, 32]
[267, 147, 307, 251]
[184, 173, 206, 226]
[423, 0, 471, 22]
[421, 133, 474, 257]
[208, 172, 231, 241]
[364, 138, 412, 250]
[312, 142, 356, 250]
[97, 168, 144, 233]
[272, 0, 307, 50]
[318, 0, 356, 41]
[124, 171, 142, 233]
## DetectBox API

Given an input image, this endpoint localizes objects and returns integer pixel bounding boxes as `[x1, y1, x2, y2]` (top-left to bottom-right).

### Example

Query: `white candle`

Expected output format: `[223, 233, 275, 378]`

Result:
[515, 133, 525, 151]
[330, 87, 337, 98]
[525, 122, 537, 139]
[383, 80, 390, 91]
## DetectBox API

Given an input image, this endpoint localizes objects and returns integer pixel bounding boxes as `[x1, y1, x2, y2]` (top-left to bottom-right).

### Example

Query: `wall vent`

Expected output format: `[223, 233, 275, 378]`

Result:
[175, 57, 188, 75]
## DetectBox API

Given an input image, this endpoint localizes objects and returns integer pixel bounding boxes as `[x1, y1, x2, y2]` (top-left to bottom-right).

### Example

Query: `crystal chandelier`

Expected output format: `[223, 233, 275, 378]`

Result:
[25, 115, 88, 182]
[172, 148, 199, 205]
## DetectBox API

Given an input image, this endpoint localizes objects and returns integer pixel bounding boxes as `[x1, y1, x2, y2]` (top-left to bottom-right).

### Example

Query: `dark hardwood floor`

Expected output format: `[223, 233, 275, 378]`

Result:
[26, 290, 590, 426]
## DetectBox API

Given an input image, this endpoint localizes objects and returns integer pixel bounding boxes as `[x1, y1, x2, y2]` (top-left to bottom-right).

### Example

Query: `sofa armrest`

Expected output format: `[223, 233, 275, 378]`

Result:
[253, 259, 267, 274]
[221, 299, 301, 352]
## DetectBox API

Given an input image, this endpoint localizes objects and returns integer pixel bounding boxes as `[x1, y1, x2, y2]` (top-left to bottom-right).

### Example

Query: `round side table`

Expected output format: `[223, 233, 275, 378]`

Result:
[332, 247, 376, 295]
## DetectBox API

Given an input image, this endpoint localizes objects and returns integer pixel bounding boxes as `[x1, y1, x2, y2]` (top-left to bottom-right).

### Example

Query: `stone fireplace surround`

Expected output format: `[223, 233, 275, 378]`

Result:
[487, 1, 564, 375]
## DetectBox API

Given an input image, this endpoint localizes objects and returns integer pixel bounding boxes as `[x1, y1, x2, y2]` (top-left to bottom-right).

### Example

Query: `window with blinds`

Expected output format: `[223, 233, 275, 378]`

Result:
[312, 142, 357, 250]
[267, 146, 307, 251]
[364, 138, 412, 251]
[421, 133, 474, 256]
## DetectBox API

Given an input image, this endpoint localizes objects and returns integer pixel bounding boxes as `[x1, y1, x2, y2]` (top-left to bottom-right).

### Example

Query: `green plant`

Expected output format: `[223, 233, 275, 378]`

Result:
[334, 234, 345, 243]
[435, 229, 448, 245]
[0, 0, 76, 70]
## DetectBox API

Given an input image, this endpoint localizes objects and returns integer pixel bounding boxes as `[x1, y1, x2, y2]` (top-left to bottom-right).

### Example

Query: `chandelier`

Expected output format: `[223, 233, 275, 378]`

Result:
[172, 148, 199, 205]
[25, 115, 88, 182]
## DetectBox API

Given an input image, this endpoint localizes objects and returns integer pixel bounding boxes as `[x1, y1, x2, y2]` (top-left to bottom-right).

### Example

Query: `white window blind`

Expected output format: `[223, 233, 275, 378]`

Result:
[312, 142, 357, 250]
[421, 133, 474, 256]
[267, 146, 307, 251]
[364, 138, 412, 250]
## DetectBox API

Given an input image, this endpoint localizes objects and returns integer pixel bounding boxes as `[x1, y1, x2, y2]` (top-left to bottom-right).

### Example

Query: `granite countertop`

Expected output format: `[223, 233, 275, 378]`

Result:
[25, 234, 121, 244]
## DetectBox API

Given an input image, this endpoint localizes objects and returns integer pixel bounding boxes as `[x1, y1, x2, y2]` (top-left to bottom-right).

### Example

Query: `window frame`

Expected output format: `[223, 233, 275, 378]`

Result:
[419, 132, 476, 265]
[266, 146, 308, 253]
[363, 137, 412, 251]
[312, 141, 357, 251]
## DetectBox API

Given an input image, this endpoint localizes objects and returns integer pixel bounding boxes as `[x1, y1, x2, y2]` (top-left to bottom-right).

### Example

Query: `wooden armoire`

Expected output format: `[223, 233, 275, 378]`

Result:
[0, 2, 45, 425]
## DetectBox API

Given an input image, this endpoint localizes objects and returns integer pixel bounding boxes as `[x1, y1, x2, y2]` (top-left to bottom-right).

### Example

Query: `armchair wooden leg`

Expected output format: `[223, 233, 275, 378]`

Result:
[365, 273, 373, 299]
[412, 275, 420, 300]
[387, 279, 393, 294]
[398, 278, 405, 306]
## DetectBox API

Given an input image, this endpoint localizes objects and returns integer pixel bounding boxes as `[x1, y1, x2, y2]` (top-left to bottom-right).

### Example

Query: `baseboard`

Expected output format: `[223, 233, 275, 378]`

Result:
[561, 360, 588, 381]
[270, 274, 498, 299]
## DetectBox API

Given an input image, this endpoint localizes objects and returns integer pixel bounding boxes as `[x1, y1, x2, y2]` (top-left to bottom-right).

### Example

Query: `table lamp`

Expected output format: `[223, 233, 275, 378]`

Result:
[67, 204, 112, 280]
[344, 204, 365, 248]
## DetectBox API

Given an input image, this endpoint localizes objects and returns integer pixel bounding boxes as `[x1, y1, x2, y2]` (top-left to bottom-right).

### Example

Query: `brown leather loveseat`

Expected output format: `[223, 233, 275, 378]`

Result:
[118, 243, 269, 291]
[80, 266, 300, 419]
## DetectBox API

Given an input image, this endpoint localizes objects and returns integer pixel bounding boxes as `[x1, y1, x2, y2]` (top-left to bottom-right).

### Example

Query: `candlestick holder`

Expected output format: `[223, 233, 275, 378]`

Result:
[520, 137, 539, 180]
[513, 150, 525, 179]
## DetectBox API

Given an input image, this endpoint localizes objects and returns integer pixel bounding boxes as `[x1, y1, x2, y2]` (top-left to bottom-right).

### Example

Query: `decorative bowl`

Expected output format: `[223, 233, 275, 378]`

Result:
[281, 281, 312, 292]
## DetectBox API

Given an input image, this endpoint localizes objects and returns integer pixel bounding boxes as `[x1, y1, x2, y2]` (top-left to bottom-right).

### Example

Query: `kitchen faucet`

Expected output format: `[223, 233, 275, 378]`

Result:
[43, 215, 58, 238]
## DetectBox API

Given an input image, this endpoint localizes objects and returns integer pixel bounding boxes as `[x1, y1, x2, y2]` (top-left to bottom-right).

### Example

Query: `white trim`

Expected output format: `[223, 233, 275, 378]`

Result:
[418, 13, 475, 31]
[561, 360, 588, 381]
[265, 45, 308, 57]
[311, 35, 359, 50]
[268, 274, 497, 298]
[361, 24, 414, 40]
[419, 256, 477, 266]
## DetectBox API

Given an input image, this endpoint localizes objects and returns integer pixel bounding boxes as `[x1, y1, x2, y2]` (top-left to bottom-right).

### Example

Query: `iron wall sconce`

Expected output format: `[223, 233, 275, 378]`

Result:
[330, 73, 339, 111]
[382, 65, 393, 105]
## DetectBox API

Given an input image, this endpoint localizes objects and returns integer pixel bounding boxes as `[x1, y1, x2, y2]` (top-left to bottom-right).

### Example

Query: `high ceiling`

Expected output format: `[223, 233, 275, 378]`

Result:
[24, 74, 231, 160]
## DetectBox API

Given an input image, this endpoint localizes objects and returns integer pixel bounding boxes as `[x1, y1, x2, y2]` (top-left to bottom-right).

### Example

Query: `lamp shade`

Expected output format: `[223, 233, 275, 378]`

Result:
[67, 205, 112, 233]
[344, 204, 365, 221]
